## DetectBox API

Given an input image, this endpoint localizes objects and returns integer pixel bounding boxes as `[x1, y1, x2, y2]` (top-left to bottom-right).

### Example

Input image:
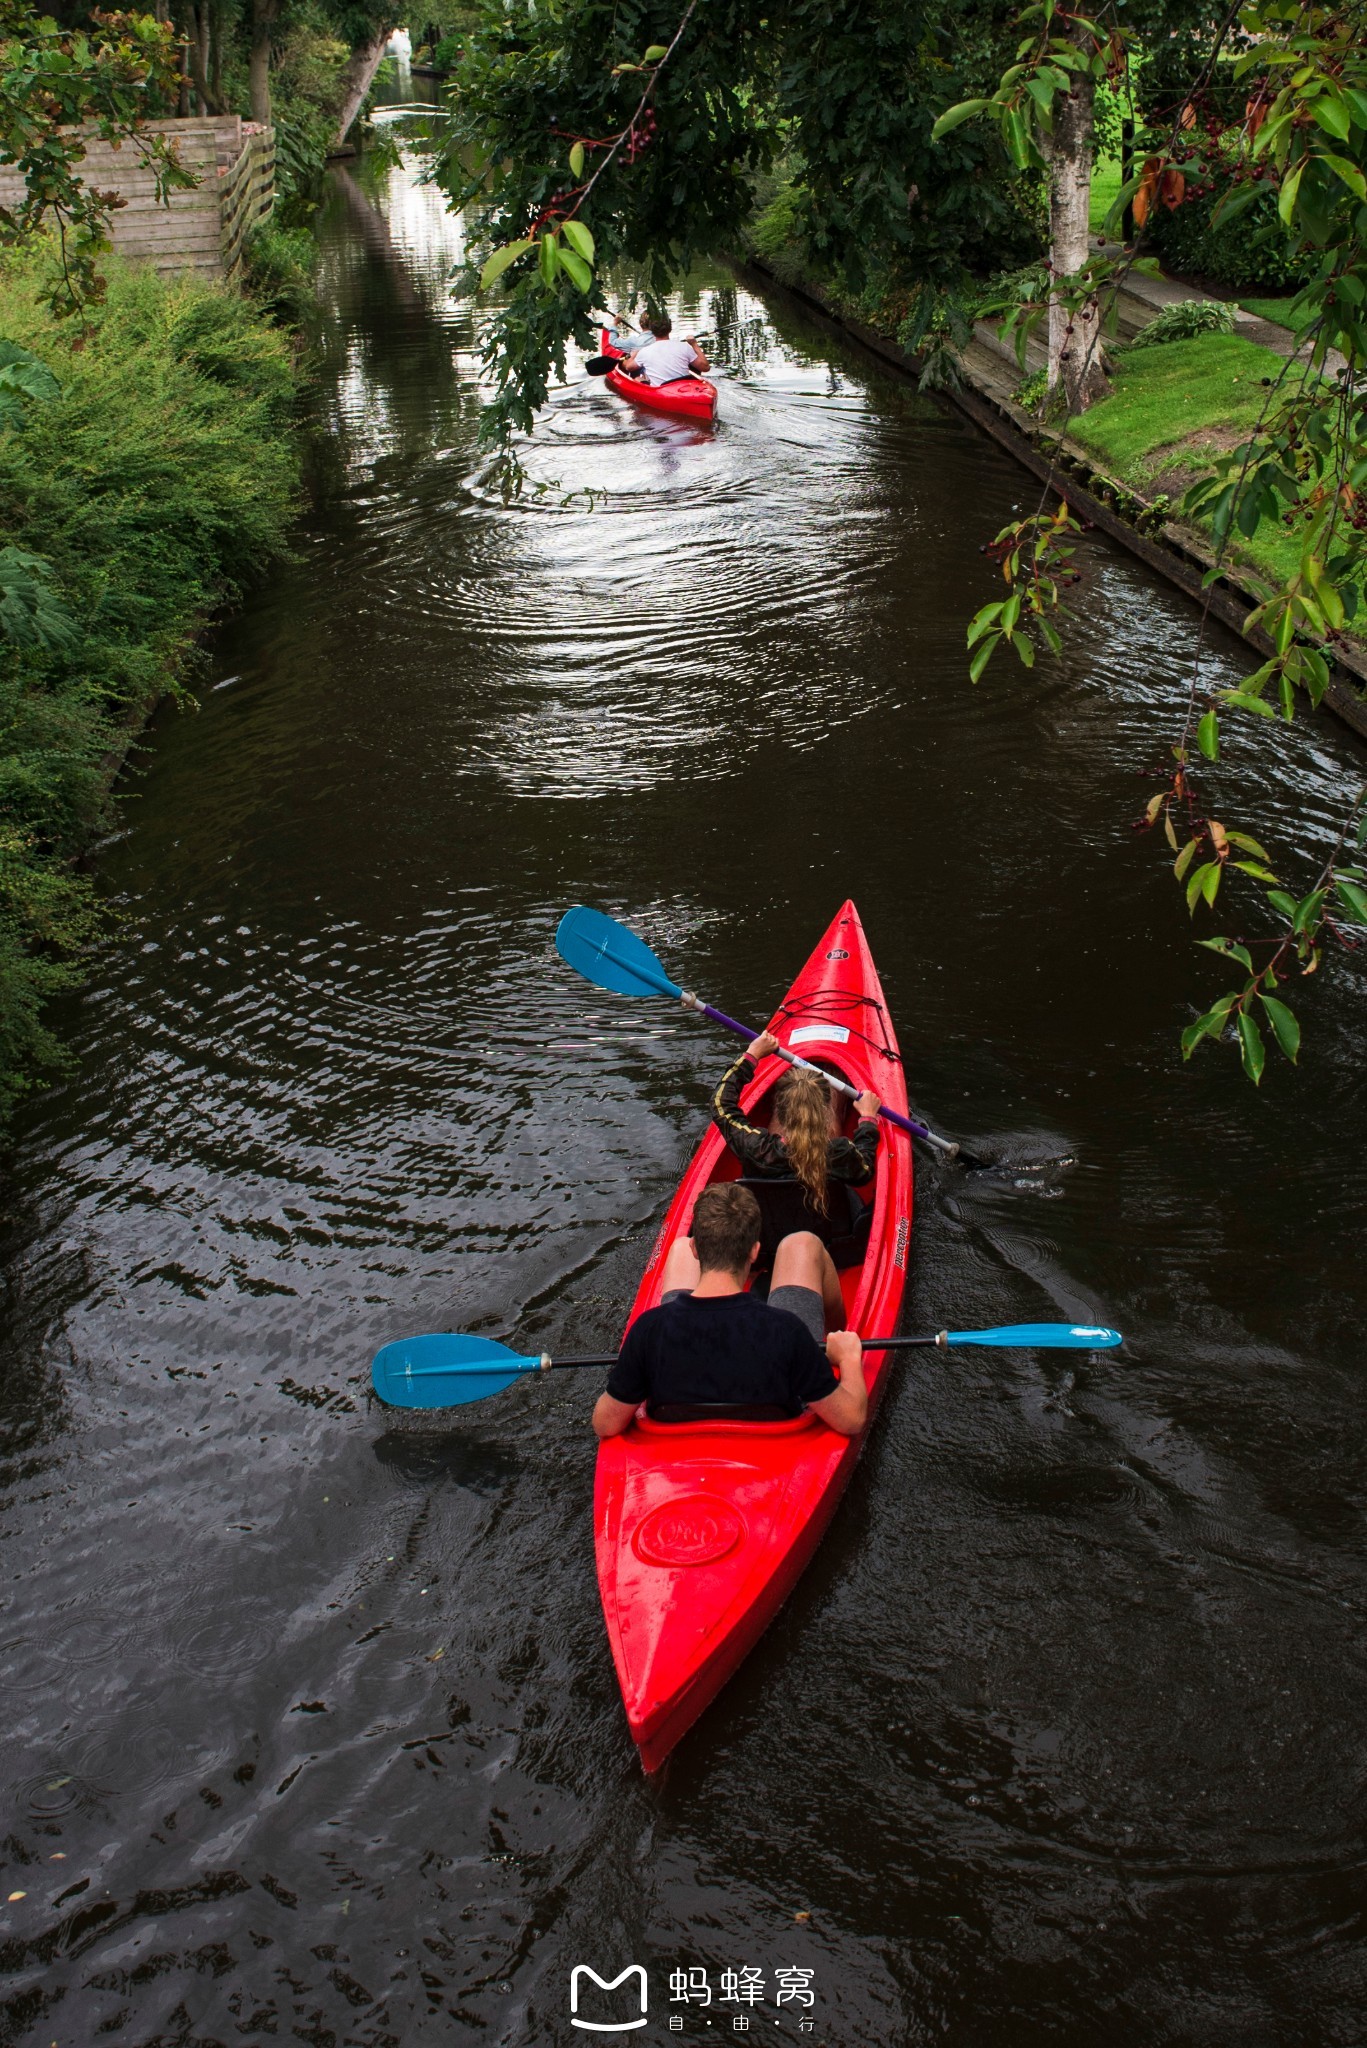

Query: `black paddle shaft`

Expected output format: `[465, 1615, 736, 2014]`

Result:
[541, 1335, 934, 1370]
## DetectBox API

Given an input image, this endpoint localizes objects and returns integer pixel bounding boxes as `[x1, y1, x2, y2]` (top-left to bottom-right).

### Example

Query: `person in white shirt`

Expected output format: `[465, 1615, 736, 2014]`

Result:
[621, 314, 710, 386]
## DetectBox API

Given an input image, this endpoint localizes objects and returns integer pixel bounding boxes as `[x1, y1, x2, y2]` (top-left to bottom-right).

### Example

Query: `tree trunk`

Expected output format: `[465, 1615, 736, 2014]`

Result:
[1047, 39, 1107, 415]
[331, 25, 395, 152]
[184, 2, 224, 113]
[249, 0, 279, 125]
[196, 4, 211, 115]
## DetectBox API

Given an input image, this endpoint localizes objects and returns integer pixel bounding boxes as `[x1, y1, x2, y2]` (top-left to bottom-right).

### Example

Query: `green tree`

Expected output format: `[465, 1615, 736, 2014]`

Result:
[240, 0, 400, 134]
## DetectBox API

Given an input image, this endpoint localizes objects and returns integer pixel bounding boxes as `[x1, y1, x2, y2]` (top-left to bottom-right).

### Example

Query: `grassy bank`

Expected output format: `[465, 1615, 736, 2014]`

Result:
[1063, 331, 1338, 594]
[0, 242, 301, 1129]
[1064, 331, 1288, 478]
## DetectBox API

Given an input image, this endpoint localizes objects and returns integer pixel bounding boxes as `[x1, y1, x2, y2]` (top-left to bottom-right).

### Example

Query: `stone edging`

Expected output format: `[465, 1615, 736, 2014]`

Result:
[738, 256, 1367, 745]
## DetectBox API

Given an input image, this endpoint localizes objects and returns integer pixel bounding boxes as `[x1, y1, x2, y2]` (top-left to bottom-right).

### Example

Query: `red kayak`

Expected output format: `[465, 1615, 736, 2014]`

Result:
[594, 902, 912, 1770]
[600, 328, 718, 423]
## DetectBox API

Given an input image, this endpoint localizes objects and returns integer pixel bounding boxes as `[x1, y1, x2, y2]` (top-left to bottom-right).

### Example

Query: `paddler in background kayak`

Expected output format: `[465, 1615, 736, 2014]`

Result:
[591, 1183, 867, 1438]
[599, 308, 650, 356]
[616, 313, 710, 386]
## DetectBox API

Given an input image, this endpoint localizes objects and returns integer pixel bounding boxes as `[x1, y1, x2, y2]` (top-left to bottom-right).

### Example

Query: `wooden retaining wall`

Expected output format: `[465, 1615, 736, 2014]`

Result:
[0, 115, 274, 281]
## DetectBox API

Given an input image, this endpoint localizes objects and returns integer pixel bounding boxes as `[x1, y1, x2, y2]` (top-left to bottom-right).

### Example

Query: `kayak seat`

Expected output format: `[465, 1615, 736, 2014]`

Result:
[635, 1409, 819, 1436]
[647, 1400, 802, 1424]
[735, 1175, 873, 1273]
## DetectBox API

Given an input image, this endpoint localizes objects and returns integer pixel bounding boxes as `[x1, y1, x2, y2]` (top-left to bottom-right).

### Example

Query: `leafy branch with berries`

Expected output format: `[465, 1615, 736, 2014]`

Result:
[434, 0, 773, 440]
[475, 8, 692, 303]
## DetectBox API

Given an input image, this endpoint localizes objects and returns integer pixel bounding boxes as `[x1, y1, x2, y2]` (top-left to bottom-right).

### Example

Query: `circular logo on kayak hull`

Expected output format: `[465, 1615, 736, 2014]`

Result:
[633, 1496, 744, 1568]
[825, 947, 849, 960]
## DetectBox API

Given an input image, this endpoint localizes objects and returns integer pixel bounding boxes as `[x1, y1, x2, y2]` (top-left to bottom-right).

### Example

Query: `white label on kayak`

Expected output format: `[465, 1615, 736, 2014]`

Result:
[788, 1024, 850, 1046]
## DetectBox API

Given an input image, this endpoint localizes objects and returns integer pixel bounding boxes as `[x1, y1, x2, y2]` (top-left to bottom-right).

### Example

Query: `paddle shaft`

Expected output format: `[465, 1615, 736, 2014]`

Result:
[394, 1335, 956, 1378]
[681, 992, 958, 1158]
[556, 906, 968, 1162]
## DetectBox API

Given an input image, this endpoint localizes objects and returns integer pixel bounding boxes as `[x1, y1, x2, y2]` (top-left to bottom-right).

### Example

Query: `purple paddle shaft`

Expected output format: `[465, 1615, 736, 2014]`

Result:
[698, 1001, 937, 1149]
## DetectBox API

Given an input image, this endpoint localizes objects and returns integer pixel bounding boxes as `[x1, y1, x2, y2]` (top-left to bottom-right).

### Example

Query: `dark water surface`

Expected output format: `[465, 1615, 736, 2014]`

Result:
[3, 145, 1367, 2048]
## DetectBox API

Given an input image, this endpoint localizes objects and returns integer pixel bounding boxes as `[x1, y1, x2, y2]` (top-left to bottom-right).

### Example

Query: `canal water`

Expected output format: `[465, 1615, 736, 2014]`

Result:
[2, 138, 1366, 2048]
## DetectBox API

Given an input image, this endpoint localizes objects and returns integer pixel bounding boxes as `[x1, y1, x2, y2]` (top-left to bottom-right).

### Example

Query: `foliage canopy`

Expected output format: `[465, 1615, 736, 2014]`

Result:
[437, 0, 1036, 437]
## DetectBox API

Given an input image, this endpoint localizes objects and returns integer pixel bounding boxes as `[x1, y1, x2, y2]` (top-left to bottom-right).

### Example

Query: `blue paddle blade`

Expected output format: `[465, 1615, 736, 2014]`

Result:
[371, 1333, 539, 1409]
[556, 906, 683, 1002]
[944, 1323, 1122, 1349]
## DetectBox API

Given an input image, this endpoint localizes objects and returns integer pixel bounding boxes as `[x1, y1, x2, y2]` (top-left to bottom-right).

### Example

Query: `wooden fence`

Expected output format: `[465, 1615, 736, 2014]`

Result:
[0, 116, 275, 281]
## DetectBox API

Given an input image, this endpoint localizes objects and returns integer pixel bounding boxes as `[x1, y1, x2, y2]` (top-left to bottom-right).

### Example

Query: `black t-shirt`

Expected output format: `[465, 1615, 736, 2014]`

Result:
[607, 1292, 839, 1414]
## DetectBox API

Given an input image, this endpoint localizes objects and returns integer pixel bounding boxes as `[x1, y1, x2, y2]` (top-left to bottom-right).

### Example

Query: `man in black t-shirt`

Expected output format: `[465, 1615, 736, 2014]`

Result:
[592, 1183, 868, 1438]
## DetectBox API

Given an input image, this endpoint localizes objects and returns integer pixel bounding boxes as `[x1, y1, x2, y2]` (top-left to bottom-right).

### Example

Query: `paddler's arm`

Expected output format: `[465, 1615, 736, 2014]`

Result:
[808, 1330, 867, 1436]
[592, 1391, 638, 1438]
[593, 1324, 649, 1436]
[711, 1042, 786, 1172]
[684, 334, 710, 370]
[831, 1090, 881, 1184]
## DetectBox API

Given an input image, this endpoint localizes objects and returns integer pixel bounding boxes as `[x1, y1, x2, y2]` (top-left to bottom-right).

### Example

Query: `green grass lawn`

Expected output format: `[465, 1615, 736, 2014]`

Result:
[1067, 330, 1318, 589]
[1090, 155, 1123, 237]
[1071, 331, 1289, 474]
[1238, 294, 1302, 329]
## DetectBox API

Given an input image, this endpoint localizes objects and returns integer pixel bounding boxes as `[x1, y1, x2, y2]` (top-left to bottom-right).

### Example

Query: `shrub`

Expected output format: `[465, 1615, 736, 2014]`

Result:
[1012, 365, 1071, 423]
[272, 103, 337, 212]
[1128, 298, 1236, 349]
[1146, 173, 1315, 293]
[0, 820, 99, 1126]
[749, 173, 806, 259]
[242, 221, 320, 329]
[0, 243, 300, 1124]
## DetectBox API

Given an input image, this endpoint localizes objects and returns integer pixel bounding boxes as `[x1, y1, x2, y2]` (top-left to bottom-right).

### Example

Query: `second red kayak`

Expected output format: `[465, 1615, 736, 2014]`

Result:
[600, 329, 718, 423]
[594, 901, 912, 1771]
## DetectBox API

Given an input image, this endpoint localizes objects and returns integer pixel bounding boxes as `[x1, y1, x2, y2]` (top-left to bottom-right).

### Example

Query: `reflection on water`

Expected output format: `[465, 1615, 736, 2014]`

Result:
[0, 143, 1366, 2047]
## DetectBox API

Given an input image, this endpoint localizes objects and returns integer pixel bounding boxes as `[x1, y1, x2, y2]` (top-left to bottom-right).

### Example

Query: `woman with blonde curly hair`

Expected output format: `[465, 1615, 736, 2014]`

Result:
[702, 1029, 880, 1326]
[712, 1031, 880, 1208]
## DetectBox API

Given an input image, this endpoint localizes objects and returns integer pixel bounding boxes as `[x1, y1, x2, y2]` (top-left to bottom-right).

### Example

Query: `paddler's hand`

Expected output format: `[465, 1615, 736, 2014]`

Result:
[853, 1090, 879, 1118]
[826, 1329, 863, 1379]
[811, 1329, 868, 1435]
[746, 1030, 780, 1061]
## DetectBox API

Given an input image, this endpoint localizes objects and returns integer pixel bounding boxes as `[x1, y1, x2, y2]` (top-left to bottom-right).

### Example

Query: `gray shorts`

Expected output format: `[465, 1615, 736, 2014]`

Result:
[663, 1284, 825, 1345]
